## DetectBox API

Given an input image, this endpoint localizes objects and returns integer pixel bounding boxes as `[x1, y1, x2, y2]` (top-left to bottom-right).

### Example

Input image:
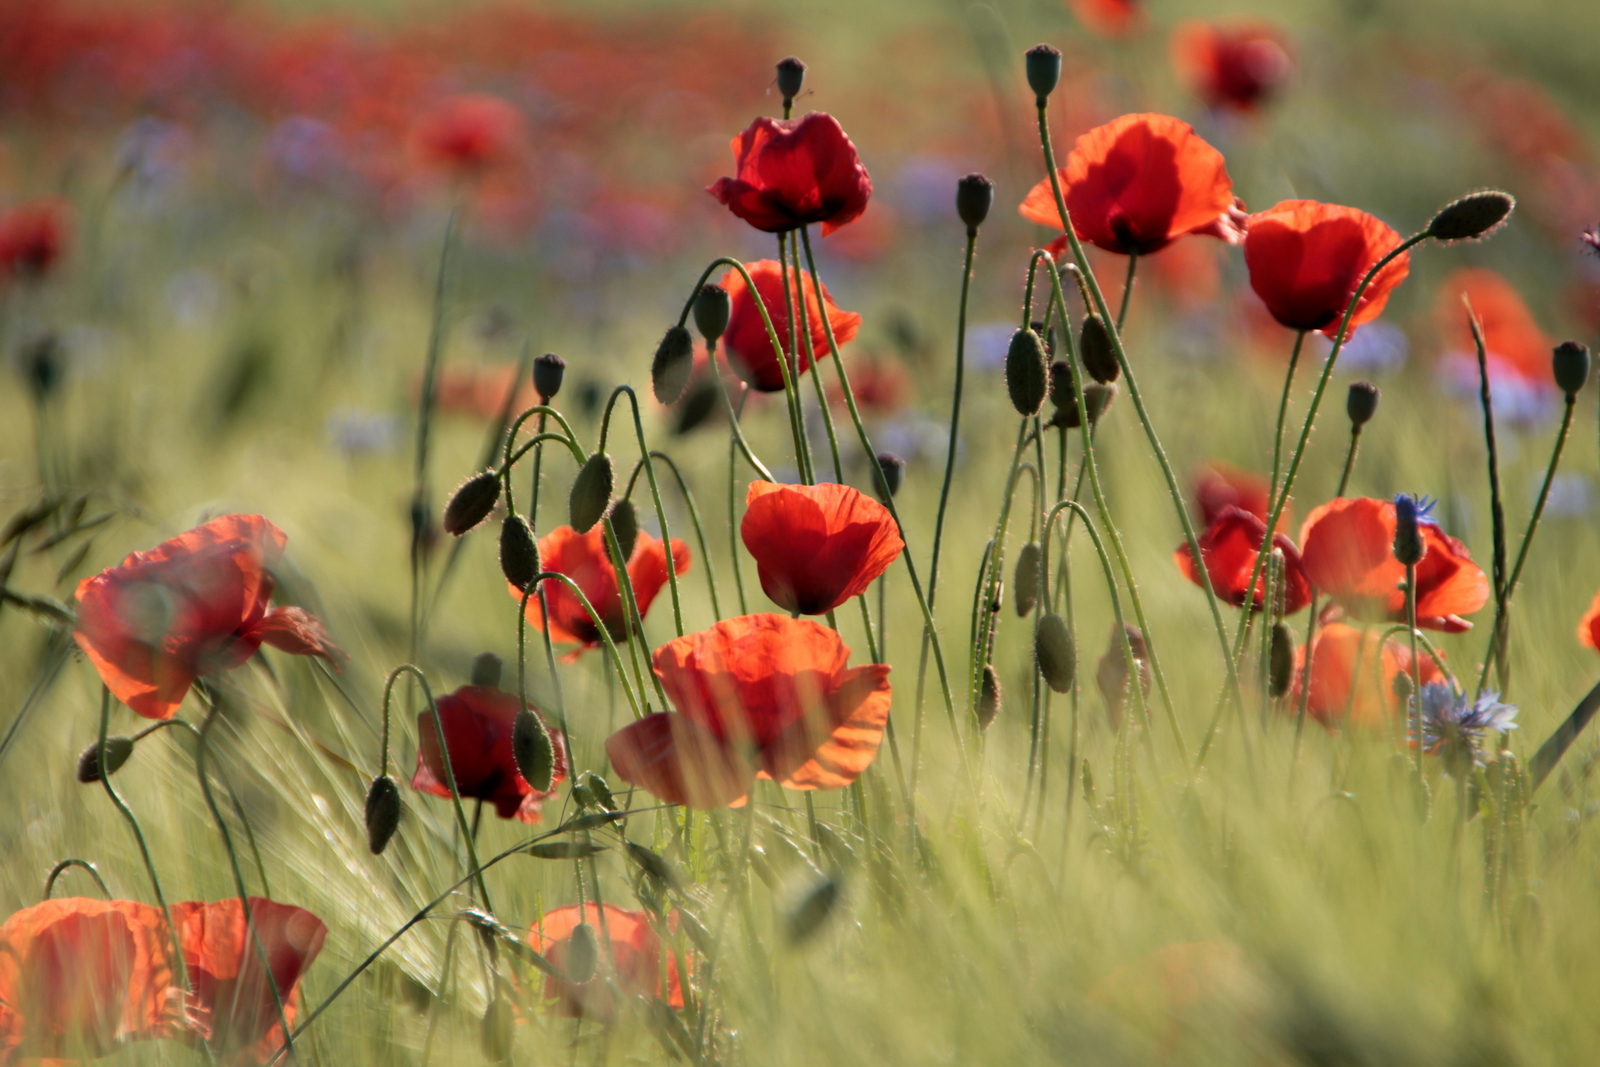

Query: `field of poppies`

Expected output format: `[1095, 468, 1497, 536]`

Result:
[6, 0, 1600, 1063]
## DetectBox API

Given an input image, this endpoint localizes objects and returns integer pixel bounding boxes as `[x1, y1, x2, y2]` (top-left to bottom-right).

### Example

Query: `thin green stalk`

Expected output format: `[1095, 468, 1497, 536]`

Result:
[728, 389, 751, 614]
[629, 449, 722, 619]
[1116, 252, 1138, 331]
[1468, 306, 1509, 691]
[1268, 331, 1307, 510]
[928, 230, 979, 613]
[43, 858, 110, 900]
[1407, 563, 1423, 777]
[789, 235, 845, 483]
[410, 204, 459, 661]
[600, 385, 686, 638]
[777, 232, 815, 485]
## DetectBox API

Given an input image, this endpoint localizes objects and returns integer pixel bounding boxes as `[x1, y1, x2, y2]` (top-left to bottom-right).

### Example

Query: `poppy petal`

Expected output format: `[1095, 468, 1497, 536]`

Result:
[254, 607, 346, 669]
[605, 712, 754, 810]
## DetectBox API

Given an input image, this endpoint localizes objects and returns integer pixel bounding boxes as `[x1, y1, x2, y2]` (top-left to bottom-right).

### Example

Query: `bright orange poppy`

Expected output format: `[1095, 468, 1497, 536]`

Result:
[1174, 506, 1311, 613]
[605, 614, 891, 809]
[707, 113, 872, 236]
[1066, 0, 1143, 37]
[531, 903, 687, 1019]
[1243, 200, 1409, 337]
[1299, 498, 1489, 632]
[412, 684, 567, 823]
[74, 515, 345, 720]
[1577, 590, 1600, 651]
[740, 481, 904, 615]
[1170, 21, 1291, 112]
[513, 524, 690, 655]
[720, 260, 861, 393]
[1291, 620, 1445, 727]
[1020, 113, 1234, 255]
[408, 93, 525, 178]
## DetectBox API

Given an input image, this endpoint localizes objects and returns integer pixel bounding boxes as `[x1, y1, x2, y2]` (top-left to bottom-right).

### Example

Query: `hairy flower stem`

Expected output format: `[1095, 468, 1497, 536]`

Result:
[1468, 306, 1510, 690]
[599, 385, 687, 637]
[1268, 331, 1307, 510]
[627, 450, 723, 618]
[1117, 253, 1138, 330]
[776, 233, 816, 485]
[1406, 564, 1423, 781]
[789, 236, 845, 483]
[410, 203, 459, 662]
[43, 858, 110, 900]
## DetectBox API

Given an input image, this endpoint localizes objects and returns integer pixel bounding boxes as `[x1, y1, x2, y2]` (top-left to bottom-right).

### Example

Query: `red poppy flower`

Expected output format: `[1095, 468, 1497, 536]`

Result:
[531, 903, 687, 1019]
[605, 614, 892, 809]
[740, 481, 903, 615]
[1193, 461, 1278, 529]
[412, 684, 567, 822]
[1170, 21, 1292, 112]
[513, 525, 690, 656]
[1299, 498, 1490, 632]
[1577, 590, 1600, 651]
[1243, 200, 1410, 337]
[1291, 620, 1445, 727]
[1174, 506, 1311, 613]
[707, 113, 872, 236]
[720, 259, 861, 393]
[170, 898, 326, 1065]
[0, 897, 185, 1063]
[74, 515, 345, 721]
[1067, 0, 1143, 37]
[0, 199, 70, 281]
[408, 94, 525, 178]
[1020, 113, 1233, 255]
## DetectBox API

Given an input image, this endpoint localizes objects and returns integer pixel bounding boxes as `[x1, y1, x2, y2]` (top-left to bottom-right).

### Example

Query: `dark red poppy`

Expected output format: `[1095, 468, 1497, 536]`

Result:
[1291, 620, 1445, 727]
[412, 684, 567, 822]
[1577, 590, 1600, 652]
[1175, 506, 1311, 613]
[1193, 461, 1276, 529]
[0, 199, 70, 281]
[740, 481, 903, 615]
[605, 614, 891, 809]
[74, 515, 345, 721]
[1243, 200, 1410, 337]
[707, 113, 871, 236]
[170, 898, 327, 1065]
[512, 524, 690, 656]
[408, 93, 525, 177]
[0, 897, 184, 1063]
[1299, 497, 1490, 632]
[1067, 0, 1143, 37]
[1170, 21, 1291, 112]
[720, 260, 861, 393]
[1020, 113, 1233, 255]
[531, 903, 687, 1019]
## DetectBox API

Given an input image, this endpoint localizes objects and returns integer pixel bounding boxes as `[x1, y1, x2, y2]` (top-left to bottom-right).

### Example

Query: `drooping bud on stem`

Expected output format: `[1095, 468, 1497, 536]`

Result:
[1025, 44, 1062, 107]
[533, 353, 566, 403]
[955, 173, 995, 236]
[873, 452, 905, 502]
[77, 736, 134, 783]
[500, 515, 539, 591]
[566, 922, 599, 982]
[1552, 341, 1591, 398]
[1427, 190, 1515, 242]
[693, 284, 731, 345]
[512, 708, 555, 792]
[1083, 382, 1117, 424]
[1047, 361, 1081, 429]
[1269, 623, 1295, 699]
[1035, 613, 1077, 694]
[1014, 542, 1042, 617]
[443, 471, 501, 536]
[1392, 494, 1426, 567]
[977, 664, 1001, 731]
[1078, 314, 1119, 384]
[609, 498, 639, 560]
[482, 993, 514, 1062]
[364, 774, 402, 855]
[1005, 327, 1048, 416]
[569, 452, 614, 533]
[1346, 380, 1379, 428]
[776, 57, 807, 109]
[651, 325, 695, 405]
[578, 770, 617, 812]
[471, 652, 504, 688]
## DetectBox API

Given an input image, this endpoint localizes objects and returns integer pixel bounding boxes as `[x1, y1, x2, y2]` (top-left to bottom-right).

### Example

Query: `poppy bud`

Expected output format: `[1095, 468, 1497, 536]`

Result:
[1025, 44, 1063, 106]
[1553, 341, 1591, 397]
[565, 922, 598, 982]
[609, 498, 639, 560]
[1014, 542, 1042, 617]
[569, 778, 595, 809]
[1005, 327, 1049, 416]
[651, 325, 695, 405]
[364, 774, 402, 855]
[579, 770, 617, 812]
[978, 664, 1001, 731]
[873, 452, 905, 502]
[776, 56, 807, 106]
[1078, 314, 1119, 384]
[786, 876, 840, 944]
[956, 173, 995, 236]
[1392, 494, 1426, 567]
[626, 841, 681, 890]
[1048, 359, 1077, 412]
[1427, 190, 1515, 242]
[673, 379, 720, 436]
[1035, 613, 1077, 694]
[499, 514, 539, 591]
[569, 452, 614, 534]
[443, 471, 501, 536]
[482, 994, 514, 1063]
[471, 652, 504, 688]
[77, 735, 134, 783]
[532, 353, 566, 402]
[1269, 622, 1295, 699]
[1392, 670, 1414, 705]
[23, 333, 61, 404]
[693, 283, 732, 344]
[1083, 382, 1116, 424]
[512, 708, 555, 791]
[1347, 380, 1379, 427]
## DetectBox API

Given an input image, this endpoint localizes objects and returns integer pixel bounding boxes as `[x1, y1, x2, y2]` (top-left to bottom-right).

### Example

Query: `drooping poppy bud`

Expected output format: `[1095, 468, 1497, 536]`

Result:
[1048, 359, 1077, 412]
[579, 770, 617, 812]
[1005, 327, 1049, 415]
[956, 173, 995, 235]
[1269, 622, 1294, 698]
[77, 735, 135, 783]
[1014, 542, 1043, 616]
[472, 652, 504, 688]
[873, 452, 906, 502]
[674, 379, 720, 435]
[1347, 380, 1380, 427]
[1084, 382, 1117, 423]
[482, 992, 515, 1062]
[1025, 44, 1063, 105]
[500, 515, 539, 592]
[609, 498, 640, 561]
[1392, 494, 1426, 567]
[444, 471, 501, 536]
[23, 333, 61, 404]
[978, 664, 1001, 731]
[651, 326, 695, 405]
[1035, 613, 1077, 694]
[1079, 314, 1119, 384]
[513, 708, 556, 792]
[569, 453, 614, 534]
[533, 353, 566, 402]
[776, 56, 807, 108]
[693, 284, 731, 344]
[1553, 341, 1591, 397]
[1427, 190, 1515, 242]
[565, 922, 598, 983]
[365, 774, 402, 855]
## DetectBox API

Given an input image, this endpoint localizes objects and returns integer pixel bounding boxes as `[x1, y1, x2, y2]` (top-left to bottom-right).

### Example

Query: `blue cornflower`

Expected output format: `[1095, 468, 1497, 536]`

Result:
[1408, 681, 1518, 767]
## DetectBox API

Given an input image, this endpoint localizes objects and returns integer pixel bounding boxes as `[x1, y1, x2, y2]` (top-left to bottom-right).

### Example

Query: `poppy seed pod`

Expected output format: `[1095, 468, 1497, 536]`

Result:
[1347, 380, 1380, 427]
[569, 453, 614, 534]
[1553, 341, 1591, 397]
[609, 498, 640, 561]
[500, 514, 539, 592]
[565, 922, 599, 983]
[1392, 494, 1426, 567]
[1014, 542, 1042, 617]
[513, 707, 556, 792]
[533, 353, 566, 402]
[1427, 190, 1515, 242]
[1005, 327, 1049, 415]
[651, 326, 695, 405]
[471, 652, 504, 688]
[482, 994, 514, 1062]
[978, 664, 1002, 731]
[1084, 382, 1117, 423]
[873, 452, 906, 502]
[76, 735, 134, 783]
[579, 770, 617, 812]
[1078, 314, 1119, 384]
[1048, 359, 1077, 412]
[364, 774, 402, 855]
[1035, 613, 1077, 694]
[776, 56, 807, 107]
[443, 471, 501, 536]
[1269, 622, 1295, 698]
[693, 283, 731, 344]
[956, 173, 995, 235]
[1025, 44, 1063, 106]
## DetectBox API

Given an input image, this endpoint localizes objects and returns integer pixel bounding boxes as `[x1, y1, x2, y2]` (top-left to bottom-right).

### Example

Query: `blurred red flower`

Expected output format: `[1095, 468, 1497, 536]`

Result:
[512, 524, 690, 656]
[531, 903, 687, 1019]
[1066, 0, 1143, 37]
[0, 198, 71, 281]
[720, 259, 861, 393]
[412, 684, 567, 822]
[1435, 267, 1551, 384]
[605, 614, 891, 809]
[827, 355, 908, 414]
[1020, 113, 1234, 255]
[1170, 22, 1291, 112]
[74, 515, 344, 720]
[1299, 498, 1489, 632]
[708, 113, 871, 236]
[1577, 589, 1600, 652]
[408, 93, 524, 178]
[1243, 200, 1409, 337]
[1291, 620, 1444, 727]
[740, 481, 904, 615]
[1174, 505, 1310, 613]
[1192, 461, 1279, 529]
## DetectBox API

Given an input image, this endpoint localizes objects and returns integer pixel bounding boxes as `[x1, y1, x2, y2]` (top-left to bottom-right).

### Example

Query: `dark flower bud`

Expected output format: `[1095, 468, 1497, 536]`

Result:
[776, 57, 807, 106]
[1014, 542, 1042, 617]
[1427, 190, 1515, 242]
[565, 922, 598, 982]
[443, 471, 501, 536]
[786, 876, 840, 944]
[1392, 670, 1414, 705]
[1005, 327, 1049, 416]
[569, 452, 614, 534]
[1025, 44, 1063, 106]
[673, 378, 720, 436]
[873, 452, 905, 502]
[532, 353, 566, 402]
[499, 515, 539, 591]
[1035, 613, 1077, 694]
[651, 325, 695, 405]
[77, 735, 134, 783]
[471, 652, 504, 689]
[1392, 494, 1426, 567]
[1083, 382, 1117, 424]
[693, 284, 732, 344]
[364, 774, 402, 855]
[481, 993, 515, 1063]
[955, 173, 995, 235]
[1078, 314, 1119, 384]
[1269, 623, 1295, 699]
[978, 664, 1001, 732]
[512, 708, 555, 791]
[609, 498, 639, 561]
[23, 333, 61, 403]
[1347, 380, 1379, 427]
[1048, 359, 1077, 412]
[579, 770, 617, 812]
[1553, 341, 1591, 397]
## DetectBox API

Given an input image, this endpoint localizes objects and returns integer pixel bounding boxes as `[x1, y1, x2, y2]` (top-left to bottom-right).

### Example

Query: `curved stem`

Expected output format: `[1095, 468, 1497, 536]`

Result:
[928, 231, 979, 611]
[629, 449, 723, 619]
[43, 858, 109, 900]
[1468, 304, 1509, 690]
[711, 347, 776, 482]
[600, 385, 685, 637]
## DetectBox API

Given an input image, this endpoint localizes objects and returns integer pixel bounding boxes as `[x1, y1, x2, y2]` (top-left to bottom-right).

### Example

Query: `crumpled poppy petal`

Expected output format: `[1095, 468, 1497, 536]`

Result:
[605, 712, 754, 810]
[254, 607, 346, 670]
[771, 663, 892, 789]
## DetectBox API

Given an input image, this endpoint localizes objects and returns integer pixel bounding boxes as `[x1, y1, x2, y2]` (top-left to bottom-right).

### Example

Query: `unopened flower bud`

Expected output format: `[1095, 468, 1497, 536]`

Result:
[499, 514, 539, 591]
[1048, 359, 1077, 412]
[609, 498, 639, 561]
[1083, 382, 1117, 424]
[1078, 314, 1119, 384]
[23, 334, 61, 404]
[77, 735, 134, 783]
[569, 452, 614, 533]
[873, 452, 905, 502]
[1347, 380, 1379, 427]
[566, 922, 599, 983]
[978, 664, 1001, 732]
[471, 652, 504, 689]
[693, 284, 731, 344]
[776, 57, 807, 107]
[1392, 494, 1426, 567]
[364, 774, 402, 855]
[532, 353, 566, 402]
[1428, 190, 1515, 242]
[579, 770, 616, 812]
[1005, 327, 1048, 416]
[956, 173, 995, 235]
[1392, 670, 1414, 706]
[1014, 542, 1042, 617]
[512, 708, 555, 792]
[1035, 613, 1077, 694]
[443, 472, 501, 536]
[1269, 623, 1295, 699]
[651, 325, 695, 405]
[1553, 341, 1591, 397]
[481, 993, 515, 1062]
[1025, 44, 1063, 106]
